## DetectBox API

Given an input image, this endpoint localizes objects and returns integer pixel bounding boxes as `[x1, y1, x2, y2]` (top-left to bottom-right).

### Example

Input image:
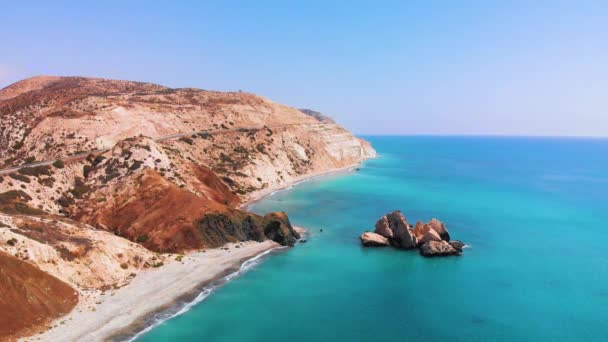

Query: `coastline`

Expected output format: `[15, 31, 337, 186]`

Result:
[240, 162, 364, 210]
[28, 163, 363, 342]
[30, 241, 281, 342]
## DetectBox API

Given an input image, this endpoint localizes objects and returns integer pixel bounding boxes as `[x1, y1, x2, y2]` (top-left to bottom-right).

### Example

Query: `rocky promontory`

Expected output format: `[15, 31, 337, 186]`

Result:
[360, 210, 466, 257]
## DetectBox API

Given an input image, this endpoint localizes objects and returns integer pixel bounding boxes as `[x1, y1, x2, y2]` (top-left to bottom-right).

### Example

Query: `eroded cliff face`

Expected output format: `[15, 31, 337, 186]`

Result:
[0, 76, 375, 337]
[0, 250, 78, 341]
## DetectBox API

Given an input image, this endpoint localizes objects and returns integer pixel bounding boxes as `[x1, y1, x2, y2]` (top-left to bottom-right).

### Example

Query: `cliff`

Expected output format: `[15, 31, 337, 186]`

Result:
[0, 75, 375, 338]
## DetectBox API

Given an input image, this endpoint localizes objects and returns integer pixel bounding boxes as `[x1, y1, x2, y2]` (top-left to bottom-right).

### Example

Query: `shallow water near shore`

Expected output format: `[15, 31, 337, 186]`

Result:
[137, 136, 608, 341]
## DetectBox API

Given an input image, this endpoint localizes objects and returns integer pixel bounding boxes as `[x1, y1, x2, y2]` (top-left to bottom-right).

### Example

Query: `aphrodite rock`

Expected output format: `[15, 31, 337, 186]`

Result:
[374, 211, 417, 249]
[374, 216, 393, 238]
[360, 232, 390, 247]
[419, 240, 460, 257]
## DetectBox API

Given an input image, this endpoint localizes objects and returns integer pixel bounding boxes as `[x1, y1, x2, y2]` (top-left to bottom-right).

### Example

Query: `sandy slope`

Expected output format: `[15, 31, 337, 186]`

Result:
[29, 240, 279, 342]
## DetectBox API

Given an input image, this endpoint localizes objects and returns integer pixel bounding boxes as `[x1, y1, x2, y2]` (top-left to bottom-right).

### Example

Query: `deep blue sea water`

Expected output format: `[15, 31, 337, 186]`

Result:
[137, 136, 608, 341]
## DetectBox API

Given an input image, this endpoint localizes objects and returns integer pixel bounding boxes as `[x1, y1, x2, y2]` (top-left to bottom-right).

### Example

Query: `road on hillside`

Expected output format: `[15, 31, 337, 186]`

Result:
[0, 122, 321, 175]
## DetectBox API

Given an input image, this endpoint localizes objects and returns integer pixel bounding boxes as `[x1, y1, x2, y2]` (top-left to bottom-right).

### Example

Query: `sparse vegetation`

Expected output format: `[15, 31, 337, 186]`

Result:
[9, 173, 31, 183]
[136, 234, 149, 243]
[197, 132, 211, 139]
[69, 178, 91, 199]
[93, 155, 106, 166]
[179, 137, 194, 145]
[129, 160, 143, 171]
[83, 164, 95, 178]
[53, 160, 65, 168]
[19, 165, 52, 177]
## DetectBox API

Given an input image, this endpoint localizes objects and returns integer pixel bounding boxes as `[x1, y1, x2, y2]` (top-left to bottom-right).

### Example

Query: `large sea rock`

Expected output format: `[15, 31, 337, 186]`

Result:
[360, 232, 390, 247]
[374, 211, 417, 249]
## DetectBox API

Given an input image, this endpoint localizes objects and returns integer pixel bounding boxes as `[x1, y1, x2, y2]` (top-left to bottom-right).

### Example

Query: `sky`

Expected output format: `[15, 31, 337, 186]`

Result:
[1, 1, 606, 136]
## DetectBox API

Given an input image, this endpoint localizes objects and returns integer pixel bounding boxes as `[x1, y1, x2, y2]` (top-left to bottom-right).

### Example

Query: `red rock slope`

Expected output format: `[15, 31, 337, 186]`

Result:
[0, 251, 78, 340]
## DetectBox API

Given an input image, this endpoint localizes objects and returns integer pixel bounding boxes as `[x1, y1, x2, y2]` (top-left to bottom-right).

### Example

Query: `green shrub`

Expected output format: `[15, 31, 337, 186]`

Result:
[9, 173, 30, 183]
[136, 234, 149, 243]
[129, 160, 143, 171]
[93, 155, 106, 166]
[179, 137, 194, 145]
[19, 165, 52, 177]
[120, 263, 128, 269]
[52, 160, 65, 168]
[69, 178, 91, 199]
[83, 165, 94, 178]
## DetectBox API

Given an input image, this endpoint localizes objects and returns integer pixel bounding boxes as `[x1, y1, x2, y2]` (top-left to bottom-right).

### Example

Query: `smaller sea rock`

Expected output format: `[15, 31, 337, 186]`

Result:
[360, 232, 390, 247]
[448, 240, 465, 252]
[419, 240, 460, 257]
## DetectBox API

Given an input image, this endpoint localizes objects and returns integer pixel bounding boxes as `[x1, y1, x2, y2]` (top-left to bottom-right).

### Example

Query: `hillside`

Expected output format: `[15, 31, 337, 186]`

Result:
[0, 75, 376, 339]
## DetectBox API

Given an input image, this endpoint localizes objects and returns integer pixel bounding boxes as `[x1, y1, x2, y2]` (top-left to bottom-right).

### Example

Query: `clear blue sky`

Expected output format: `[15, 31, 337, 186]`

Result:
[1, 1, 606, 136]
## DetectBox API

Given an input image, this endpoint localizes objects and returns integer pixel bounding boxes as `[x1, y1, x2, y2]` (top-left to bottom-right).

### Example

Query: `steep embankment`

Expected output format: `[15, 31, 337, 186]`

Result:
[0, 251, 78, 340]
[0, 75, 375, 338]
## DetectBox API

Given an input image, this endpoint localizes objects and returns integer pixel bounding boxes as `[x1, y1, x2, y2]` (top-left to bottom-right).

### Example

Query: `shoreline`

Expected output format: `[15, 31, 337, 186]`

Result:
[30, 241, 282, 342]
[240, 162, 363, 210]
[30, 162, 365, 342]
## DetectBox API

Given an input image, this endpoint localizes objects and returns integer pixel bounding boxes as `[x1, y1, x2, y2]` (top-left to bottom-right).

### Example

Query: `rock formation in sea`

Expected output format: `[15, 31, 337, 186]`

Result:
[0, 75, 376, 339]
[360, 232, 389, 247]
[360, 211, 465, 257]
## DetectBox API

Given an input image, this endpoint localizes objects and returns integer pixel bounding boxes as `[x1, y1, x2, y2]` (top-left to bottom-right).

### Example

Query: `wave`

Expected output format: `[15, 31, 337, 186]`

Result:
[123, 247, 283, 342]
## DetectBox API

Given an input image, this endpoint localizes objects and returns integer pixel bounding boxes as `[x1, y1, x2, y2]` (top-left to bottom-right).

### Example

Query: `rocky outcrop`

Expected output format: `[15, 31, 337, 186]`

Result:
[360, 232, 389, 247]
[374, 211, 417, 249]
[419, 240, 460, 257]
[448, 240, 465, 253]
[413, 218, 451, 245]
[198, 211, 300, 248]
[362, 211, 465, 257]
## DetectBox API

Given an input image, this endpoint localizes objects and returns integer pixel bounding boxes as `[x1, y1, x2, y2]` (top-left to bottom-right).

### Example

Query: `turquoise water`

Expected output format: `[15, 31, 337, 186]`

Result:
[138, 136, 608, 341]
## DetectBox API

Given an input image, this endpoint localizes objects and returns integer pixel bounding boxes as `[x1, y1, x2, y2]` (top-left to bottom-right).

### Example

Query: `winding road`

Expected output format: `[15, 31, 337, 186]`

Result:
[0, 122, 321, 176]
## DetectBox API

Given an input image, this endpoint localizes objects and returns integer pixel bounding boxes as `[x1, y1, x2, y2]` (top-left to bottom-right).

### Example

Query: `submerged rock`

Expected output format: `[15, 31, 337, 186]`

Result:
[360, 232, 389, 247]
[419, 240, 460, 257]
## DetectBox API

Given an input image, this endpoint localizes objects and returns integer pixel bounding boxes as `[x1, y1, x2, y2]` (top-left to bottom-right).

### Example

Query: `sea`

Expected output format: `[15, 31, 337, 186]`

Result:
[135, 136, 608, 341]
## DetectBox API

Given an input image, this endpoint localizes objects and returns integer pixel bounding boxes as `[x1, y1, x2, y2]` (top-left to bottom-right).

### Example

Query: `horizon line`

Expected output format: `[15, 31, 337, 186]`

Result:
[354, 133, 608, 139]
